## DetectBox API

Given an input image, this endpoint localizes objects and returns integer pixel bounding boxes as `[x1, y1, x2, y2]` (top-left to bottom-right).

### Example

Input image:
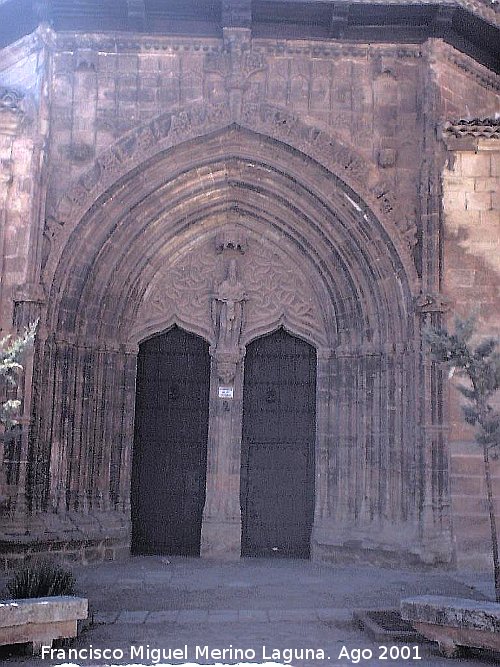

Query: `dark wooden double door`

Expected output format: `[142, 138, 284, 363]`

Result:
[132, 327, 316, 557]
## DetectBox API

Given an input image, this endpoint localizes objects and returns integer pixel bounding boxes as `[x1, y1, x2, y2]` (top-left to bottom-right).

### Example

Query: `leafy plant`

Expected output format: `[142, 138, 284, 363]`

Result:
[425, 315, 500, 602]
[0, 321, 37, 427]
[5, 560, 76, 599]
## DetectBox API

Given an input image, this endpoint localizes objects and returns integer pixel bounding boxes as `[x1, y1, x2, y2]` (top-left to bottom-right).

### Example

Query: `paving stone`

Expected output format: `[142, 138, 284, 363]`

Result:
[92, 611, 119, 624]
[207, 609, 239, 622]
[116, 610, 149, 623]
[268, 608, 319, 621]
[317, 607, 351, 621]
[177, 609, 209, 623]
[147, 610, 180, 623]
[238, 609, 269, 622]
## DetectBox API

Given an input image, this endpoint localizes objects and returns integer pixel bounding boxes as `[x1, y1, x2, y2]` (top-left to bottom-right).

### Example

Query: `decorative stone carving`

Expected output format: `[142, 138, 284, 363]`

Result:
[214, 350, 242, 384]
[138, 251, 218, 338]
[432, 41, 500, 93]
[414, 293, 451, 313]
[212, 258, 246, 351]
[244, 247, 321, 340]
[215, 227, 247, 254]
[211, 258, 247, 383]
[133, 231, 327, 351]
[51, 102, 406, 251]
[0, 88, 31, 136]
[59, 142, 94, 163]
[204, 28, 266, 120]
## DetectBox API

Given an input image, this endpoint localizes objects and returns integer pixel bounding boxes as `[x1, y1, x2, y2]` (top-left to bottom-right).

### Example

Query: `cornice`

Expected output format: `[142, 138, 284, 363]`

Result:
[0, 30, 43, 73]
[49, 30, 424, 61]
[51, 31, 221, 55]
[456, 0, 499, 28]
[428, 39, 500, 92]
[256, 40, 424, 59]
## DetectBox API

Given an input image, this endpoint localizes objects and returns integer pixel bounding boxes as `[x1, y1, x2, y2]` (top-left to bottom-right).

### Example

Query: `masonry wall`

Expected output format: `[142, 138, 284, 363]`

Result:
[0, 26, 499, 567]
[442, 144, 500, 568]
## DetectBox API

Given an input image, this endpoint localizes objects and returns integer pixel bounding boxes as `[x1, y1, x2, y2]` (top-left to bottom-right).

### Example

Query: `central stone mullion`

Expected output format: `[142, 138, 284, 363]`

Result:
[200, 350, 245, 559]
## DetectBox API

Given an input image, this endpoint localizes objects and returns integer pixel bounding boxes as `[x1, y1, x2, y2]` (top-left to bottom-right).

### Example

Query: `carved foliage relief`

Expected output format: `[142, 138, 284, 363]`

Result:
[133, 231, 327, 349]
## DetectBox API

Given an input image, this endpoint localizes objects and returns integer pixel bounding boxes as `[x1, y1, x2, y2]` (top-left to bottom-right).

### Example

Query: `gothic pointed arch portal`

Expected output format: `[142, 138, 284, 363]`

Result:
[31, 121, 453, 564]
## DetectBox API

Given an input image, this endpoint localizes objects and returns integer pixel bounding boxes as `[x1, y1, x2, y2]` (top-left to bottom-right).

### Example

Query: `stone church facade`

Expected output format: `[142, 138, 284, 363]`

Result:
[0, 1, 499, 569]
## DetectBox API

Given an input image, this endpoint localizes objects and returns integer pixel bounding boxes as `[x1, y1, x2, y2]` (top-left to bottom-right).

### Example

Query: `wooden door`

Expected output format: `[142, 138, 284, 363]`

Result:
[131, 326, 210, 555]
[241, 329, 316, 558]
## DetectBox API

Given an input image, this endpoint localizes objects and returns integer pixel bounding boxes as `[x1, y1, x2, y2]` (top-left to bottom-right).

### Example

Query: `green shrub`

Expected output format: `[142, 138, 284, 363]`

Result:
[5, 560, 76, 599]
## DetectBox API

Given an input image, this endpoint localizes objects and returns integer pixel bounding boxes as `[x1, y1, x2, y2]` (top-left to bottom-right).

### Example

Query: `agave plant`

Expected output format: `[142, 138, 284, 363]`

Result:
[5, 560, 76, 599]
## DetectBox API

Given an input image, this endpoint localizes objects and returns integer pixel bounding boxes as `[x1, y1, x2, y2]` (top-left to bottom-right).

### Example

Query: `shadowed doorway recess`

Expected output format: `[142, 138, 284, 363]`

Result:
[131, 326, 210, 556]
[241, 328, 316, 558]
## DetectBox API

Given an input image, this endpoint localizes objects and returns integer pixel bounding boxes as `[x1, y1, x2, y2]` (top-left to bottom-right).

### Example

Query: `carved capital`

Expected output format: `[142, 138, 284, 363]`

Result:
[0, 88, 31, 136]
[414, 293, 451, 314]
[212, 349, 244, 384]
[12, 283, 46, 305]
[215, 226, 247, 254]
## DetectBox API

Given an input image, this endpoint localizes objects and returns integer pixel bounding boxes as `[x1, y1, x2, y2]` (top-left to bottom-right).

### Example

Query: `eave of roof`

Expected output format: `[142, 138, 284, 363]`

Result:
[0, 1, 498, 73]
[444, 118, 500, 138]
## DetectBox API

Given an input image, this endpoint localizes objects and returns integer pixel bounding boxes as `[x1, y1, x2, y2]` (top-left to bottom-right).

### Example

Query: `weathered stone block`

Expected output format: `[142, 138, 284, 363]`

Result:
[466, 191, 492, 211]
[450, 474, 482, 495]
[460, 153, 491, 178]
[401, 596, 500, 656]
[444, 176, 475, 192]
[474, 177, 498, 192]
[0, 596, 88, 652]
[490, 152, 500, 177]
[450, 455, 484, 476]
[492, 189, 500, 211]
[443, 191, 467, 211]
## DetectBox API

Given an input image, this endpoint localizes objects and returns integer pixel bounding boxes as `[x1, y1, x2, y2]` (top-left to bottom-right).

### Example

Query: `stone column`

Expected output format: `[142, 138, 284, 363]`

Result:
[415, 294, 453, 563]
[201, 256, 247, 559]
[311, 349, 333, 556]
[201, 349, 244, 559]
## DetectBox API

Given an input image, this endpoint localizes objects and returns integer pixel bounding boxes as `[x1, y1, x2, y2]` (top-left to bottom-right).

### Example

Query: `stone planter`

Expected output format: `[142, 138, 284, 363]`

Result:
[401, 595, 500, 657]
[0, 595, 88, 654]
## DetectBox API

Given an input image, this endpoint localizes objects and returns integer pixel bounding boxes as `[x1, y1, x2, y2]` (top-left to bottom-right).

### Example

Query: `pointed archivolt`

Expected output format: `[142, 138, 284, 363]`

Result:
[44, 102, 416, 291]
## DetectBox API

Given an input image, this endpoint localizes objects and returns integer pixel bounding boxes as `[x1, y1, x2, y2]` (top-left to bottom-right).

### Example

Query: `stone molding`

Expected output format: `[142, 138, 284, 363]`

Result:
[429, 39, 500, 93]
[0, 29, 43, 73]
[45, 102, 414, 291]
[49, 30, 425, 60]
[12, 283, 46, 305]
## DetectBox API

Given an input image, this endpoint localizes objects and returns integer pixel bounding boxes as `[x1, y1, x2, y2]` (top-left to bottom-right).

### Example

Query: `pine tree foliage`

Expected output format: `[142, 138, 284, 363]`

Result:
[425, 315, 500, 456]
[425, 315, 500, 602]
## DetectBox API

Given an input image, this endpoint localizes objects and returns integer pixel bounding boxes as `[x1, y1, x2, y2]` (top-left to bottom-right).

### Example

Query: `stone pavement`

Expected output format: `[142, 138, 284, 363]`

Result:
[0, 556, 499, 667]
